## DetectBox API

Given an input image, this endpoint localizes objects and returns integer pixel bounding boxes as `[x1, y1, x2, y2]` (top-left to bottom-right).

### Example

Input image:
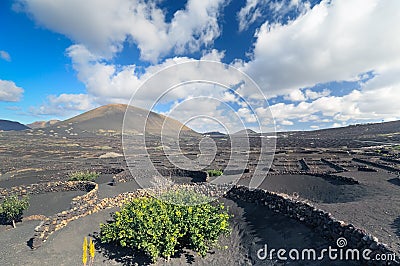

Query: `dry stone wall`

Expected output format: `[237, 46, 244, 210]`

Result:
[0, 181, 96, 199]
[353, 158, 400, 173]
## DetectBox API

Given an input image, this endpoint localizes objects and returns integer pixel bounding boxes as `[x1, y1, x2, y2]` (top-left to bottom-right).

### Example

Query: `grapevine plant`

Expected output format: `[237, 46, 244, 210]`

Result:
[69, 171, 99, 182]
[0, 194, 29, 228]
[207, 169, 223, 177]
[100, 190, 231, 262]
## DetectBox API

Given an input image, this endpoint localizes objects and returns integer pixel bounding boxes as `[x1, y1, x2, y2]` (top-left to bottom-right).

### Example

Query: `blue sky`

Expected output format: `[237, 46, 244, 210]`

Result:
[0, 0, 399, 132]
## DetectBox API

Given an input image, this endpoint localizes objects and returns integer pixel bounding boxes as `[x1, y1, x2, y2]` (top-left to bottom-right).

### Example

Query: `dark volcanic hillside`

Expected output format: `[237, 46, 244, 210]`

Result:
[0, 119, 30, 131]
[54, 104, 197, 136]
[298, 120, 400, 138]
[277, 120, 400, 148]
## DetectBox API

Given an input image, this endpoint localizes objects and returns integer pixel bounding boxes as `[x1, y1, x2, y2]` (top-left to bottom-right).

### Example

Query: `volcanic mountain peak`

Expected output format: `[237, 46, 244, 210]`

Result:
[56, 104, 197, 135]
[233, 128, 258, 135]
[64, 104, 128, 123]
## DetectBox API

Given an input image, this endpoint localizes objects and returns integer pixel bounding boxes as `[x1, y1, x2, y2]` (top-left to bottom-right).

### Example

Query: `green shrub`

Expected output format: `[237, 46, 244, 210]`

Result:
[69, 171, 99, 181]
[0, 194, 29, 228]
[207, 169, 223, 177]
[100, 191, 231, 262]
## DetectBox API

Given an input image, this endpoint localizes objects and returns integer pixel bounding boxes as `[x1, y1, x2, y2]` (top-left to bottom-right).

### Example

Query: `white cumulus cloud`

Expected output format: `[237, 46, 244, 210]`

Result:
[242, 0, 400, 126]
[17, 0, 227, 62]
[0, 80, 24, 102]
[31, 93, 95, 116]
[237, 0, 311, 32]
[243, 0, 400, 97]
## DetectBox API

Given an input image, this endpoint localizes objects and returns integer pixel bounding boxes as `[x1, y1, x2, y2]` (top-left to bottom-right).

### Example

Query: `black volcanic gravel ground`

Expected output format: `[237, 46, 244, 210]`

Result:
[25, 190, 86, 217]
[315, 170, 400, 252]
[241, 174, 368, 204]
[0, 126, 399, 265]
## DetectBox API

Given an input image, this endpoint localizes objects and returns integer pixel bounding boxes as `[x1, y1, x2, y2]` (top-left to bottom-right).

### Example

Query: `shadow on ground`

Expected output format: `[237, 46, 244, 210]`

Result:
[92, 233, 152, 266]
[0, 213, 20, 227]
[0, 214, 6, 226]
[390, 216, 400, 237]
[92, 233, 201, 265]
[387, 178, 400, 186]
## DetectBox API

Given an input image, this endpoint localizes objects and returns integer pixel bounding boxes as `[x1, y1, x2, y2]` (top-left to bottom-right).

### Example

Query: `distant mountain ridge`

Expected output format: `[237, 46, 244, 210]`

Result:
[204, 131, 226, 136]
[0, 120, 30, 131]
[276, 120, 400, 149]
[27, 120, 60, 129]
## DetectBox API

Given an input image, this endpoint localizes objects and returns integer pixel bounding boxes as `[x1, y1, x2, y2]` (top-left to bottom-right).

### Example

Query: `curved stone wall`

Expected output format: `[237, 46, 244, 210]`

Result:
[30, 189, 147, 249]
[0, 181, 97, 199]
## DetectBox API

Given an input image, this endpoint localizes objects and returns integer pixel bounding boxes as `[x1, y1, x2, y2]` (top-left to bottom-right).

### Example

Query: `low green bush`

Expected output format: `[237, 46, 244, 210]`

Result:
[207, 169, 223, 177]
[100, 190, 231, 262]
[68, 171, 99, 181]
[0, 194, 29, 228]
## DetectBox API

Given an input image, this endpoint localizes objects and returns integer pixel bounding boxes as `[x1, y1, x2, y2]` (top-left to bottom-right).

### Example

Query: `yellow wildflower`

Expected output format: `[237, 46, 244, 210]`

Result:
[89, 238, 95, 265]
[82, 237, 88, 266]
